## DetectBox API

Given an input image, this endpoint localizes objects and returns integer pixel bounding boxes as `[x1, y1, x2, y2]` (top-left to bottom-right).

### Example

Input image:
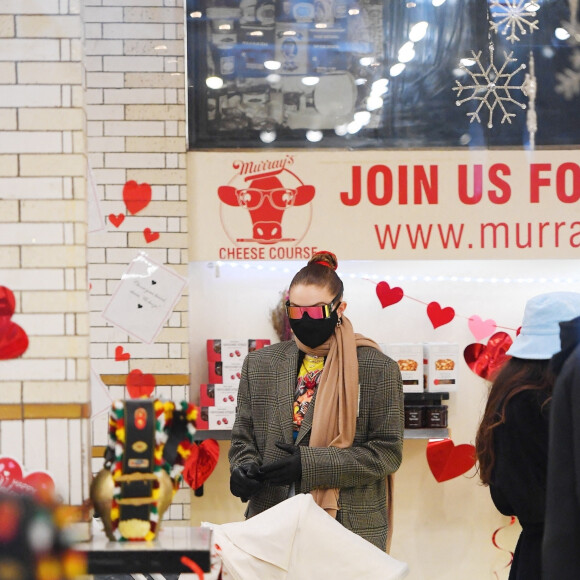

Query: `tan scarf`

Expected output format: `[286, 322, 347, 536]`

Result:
[293, 315, 395, 552]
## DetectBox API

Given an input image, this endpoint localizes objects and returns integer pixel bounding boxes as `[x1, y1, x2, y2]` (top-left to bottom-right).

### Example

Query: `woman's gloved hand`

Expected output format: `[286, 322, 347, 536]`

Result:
[230, 462, 263, 501]
[258, 442, 302, 485]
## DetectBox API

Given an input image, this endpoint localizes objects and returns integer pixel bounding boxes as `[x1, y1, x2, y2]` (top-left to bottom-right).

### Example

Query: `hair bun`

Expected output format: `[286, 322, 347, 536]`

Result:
[309, 251, 338, 270]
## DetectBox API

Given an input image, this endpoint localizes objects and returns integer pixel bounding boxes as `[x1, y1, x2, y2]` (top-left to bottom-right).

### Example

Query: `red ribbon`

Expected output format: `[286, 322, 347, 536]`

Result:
[491, 516, 516, 579]
[181, 555, 205, 579]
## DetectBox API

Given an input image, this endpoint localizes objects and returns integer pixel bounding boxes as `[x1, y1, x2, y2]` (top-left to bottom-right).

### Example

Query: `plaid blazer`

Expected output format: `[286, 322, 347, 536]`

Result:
[229, 340, 404, 550]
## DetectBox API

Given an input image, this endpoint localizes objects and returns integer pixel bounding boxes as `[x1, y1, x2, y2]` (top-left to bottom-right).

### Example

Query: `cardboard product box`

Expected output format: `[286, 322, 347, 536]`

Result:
[200, 384, 238, 408]
[382, 343, 424, 393]
[206, 339, 271, 362]
[197, 406, 236, 430]
[208, 359, 244, 385]
[275, 22, 309, 74]
[424, 343, 459, 392]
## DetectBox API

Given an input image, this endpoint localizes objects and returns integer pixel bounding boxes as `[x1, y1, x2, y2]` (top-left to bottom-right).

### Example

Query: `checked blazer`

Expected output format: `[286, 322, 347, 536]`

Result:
[229, 340, 404, 550]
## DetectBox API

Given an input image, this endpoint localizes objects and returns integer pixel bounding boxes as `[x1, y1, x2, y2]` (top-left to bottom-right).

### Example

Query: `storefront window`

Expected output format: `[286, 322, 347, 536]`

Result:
[186, 0, 580, 149]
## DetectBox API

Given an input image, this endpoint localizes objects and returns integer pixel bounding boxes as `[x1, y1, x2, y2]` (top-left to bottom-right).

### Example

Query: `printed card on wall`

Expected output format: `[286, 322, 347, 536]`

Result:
[87, 163, 106, 234]
[101, 253, 186, 344]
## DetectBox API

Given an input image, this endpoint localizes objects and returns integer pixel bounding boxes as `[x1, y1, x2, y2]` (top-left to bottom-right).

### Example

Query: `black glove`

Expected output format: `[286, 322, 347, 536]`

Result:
[258, 442, 302, 486]
[230, 462, 264, 500]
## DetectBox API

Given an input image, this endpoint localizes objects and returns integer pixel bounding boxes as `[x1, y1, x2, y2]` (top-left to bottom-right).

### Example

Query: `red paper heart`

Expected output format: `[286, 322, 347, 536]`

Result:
[375, 281, 404, 308]
[468, 315, 497, 341]
[143, 228, 160, 243]
[183, 439, 220, 490]
[427, 301, 455, 329]
[464, 331, 513, 380]
[109, 213, 125, 228]
[0, 287, 29, 360]
[126, 369, 156, 398]
[123, 180, 151, 215]
[115, 346, 130, 361]
[426, 439, 476, 482]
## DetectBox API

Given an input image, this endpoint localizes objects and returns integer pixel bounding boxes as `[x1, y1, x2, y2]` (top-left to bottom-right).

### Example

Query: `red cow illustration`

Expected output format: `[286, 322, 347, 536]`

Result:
[218, 174, 315, 244]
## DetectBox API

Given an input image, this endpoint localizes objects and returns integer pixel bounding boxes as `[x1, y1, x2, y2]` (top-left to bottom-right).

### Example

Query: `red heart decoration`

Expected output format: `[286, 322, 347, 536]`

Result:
[467, 315, 497, 341]
[183, 439, 220, 490]
[426, 439, 476, 482]
[23, 471, 56, 502]
[123, 180, 152, 215]
[427, 301, 455, 329]
[375, 281, 404, 308]
[464, 331, 513, 380]
[109, 213, 125, 228]
[115, 345, 131, 361]
[143, 228, 160, 243]
[126, 369, 156, 398]
[0, 287, 29, 360]
[0, 457, 23, 489]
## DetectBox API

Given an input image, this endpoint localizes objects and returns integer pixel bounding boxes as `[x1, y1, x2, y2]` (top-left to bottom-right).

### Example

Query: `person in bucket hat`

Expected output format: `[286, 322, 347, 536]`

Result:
[475, 291, 580, 580]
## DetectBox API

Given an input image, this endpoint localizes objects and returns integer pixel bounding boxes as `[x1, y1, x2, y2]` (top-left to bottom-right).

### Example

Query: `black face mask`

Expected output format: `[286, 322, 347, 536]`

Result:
[289, 308, 339, 348]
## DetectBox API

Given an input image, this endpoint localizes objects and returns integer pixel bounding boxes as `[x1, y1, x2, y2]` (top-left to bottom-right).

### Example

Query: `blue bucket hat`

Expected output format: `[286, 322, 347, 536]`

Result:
[506, 291, 580, 359]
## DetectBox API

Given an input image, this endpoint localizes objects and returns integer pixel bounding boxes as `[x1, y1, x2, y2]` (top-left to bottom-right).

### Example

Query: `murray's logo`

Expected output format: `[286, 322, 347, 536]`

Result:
[218, 157, 315, 246]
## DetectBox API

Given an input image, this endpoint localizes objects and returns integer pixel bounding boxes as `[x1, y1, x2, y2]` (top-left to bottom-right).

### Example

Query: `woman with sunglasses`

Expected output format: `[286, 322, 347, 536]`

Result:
[229, 250, 404, 551]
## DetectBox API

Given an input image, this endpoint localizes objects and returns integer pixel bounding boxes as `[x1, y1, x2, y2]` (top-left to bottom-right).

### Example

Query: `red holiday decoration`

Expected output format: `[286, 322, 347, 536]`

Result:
[464, 331, 513, 381]
[0, 457, 56, 502]
[126, 369, 156, 398]
[183, 439, 220, 490]
[426, 439, 476, 482]
[468, 315, 497, 341]
[143, 228, 160, 243]
[122, 180, 152, 215]
[108, 213, 125, 228]
[23, 471, 56, 502]
[426, 301, 455, 329]
[115, 346, 131, 361]
[0, 286, 29, 360]
[375, 281, 404, 308]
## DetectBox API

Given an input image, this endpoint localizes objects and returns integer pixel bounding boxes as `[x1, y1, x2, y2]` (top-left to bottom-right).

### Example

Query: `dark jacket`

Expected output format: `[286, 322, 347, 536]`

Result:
[229, 340, 404, 551]
[489, 388, 550, 580]
[543, 316, 580, 580]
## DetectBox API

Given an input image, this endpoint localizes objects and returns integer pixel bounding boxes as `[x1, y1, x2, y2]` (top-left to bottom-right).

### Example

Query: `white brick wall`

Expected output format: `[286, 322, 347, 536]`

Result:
[0, 0, 191, 531]
[85, 0, 190, 523]
[0, 0, 91, 528]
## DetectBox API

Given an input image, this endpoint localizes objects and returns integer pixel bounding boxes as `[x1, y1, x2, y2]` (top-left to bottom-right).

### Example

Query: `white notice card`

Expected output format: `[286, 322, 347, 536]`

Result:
[101, 253, 186, 344]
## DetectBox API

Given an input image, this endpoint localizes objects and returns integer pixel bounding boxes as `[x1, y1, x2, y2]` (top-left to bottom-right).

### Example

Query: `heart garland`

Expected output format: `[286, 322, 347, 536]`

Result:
[0, 286, 29, 360]
[464, 332, 513, 380]
[427, 301, 455, 329]
[426, 439, 476, 482]
[468, 315, 497, 341]
[376, 281, 404, 308]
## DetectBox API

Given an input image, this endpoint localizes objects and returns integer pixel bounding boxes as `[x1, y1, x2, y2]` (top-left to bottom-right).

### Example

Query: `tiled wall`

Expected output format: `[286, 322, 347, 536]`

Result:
[0, 0, 192, 527]
[0, 0, 91, 528]
[83, 0, 191, 522]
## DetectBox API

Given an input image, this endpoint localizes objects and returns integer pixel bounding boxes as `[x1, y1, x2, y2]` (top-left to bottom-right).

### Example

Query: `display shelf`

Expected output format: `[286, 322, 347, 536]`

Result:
[196, 428, 450, 441]
[403, 428, 449, 440]
[404, 392, 450, 403]
[73, 525, 212, 575]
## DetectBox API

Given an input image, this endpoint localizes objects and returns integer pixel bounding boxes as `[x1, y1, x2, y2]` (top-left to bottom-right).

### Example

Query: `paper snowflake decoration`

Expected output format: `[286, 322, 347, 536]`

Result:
[453, 44, 528, 128]
[555, 50, 580, 100]
[489, 0, 540, 44]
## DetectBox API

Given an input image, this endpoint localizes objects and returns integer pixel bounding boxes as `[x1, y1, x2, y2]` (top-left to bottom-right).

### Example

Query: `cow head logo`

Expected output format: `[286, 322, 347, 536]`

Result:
[218, 166, 315, 245]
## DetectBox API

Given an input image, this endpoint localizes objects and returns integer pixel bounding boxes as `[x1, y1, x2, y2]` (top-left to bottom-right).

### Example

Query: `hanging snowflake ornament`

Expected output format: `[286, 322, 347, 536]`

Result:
[453, 44, 528, 128]
[524, 51, 537, 149]
[489, 0, 540, 44]
[555, 49, 580, 99]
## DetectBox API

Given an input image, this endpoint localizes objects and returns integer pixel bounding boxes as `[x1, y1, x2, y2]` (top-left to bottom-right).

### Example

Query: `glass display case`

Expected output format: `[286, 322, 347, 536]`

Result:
[186, 0, 580, 149]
